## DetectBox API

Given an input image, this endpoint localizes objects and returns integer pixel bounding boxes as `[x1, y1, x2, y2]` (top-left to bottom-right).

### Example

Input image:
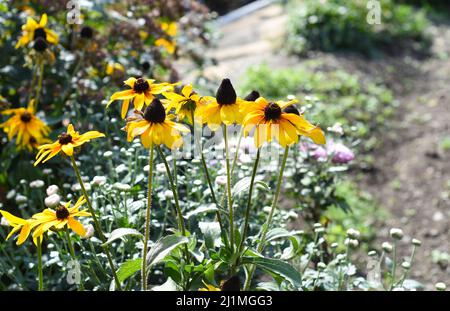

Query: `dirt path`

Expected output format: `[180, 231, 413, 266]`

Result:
[203, 3, 450, 289]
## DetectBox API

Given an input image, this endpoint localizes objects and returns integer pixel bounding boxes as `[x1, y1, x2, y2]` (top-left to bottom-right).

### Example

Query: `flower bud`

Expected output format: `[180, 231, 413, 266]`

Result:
[46, 185, 59, 196]
[92, 176, 107, 186]
[1, 217, 10, 227]
[113, 183, 132, 191]
[164, 190, 174, 199]
[382, 242, 393, 253]
[103, 151, 113, 158]
[83, 224, 95, 239]
[317, 262, 326, 270]
[346, 228, 360, 240]
[401, 261, 411, 270]
[389, 228, 404, 240]
[435, 282, 446, 291]
[412, 238, 422, 246]
[44, 194, 61, 207]
[215, 175, 227, 186]
[345, 238, 359, 249]
[29, 180, 45, 188]
[368, 250, 377, 257]
[331, 143, 355, 164]
[15, 195, 27, 204]
[156, 163, 166, 173]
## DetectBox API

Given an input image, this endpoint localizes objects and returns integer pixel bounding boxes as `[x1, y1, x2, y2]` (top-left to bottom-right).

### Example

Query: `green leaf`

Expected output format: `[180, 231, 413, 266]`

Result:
[117, 258, 142, 283]
[231, 177, 269, 198]
[266, 228, 303, 242]
[102, 228, 143, 246]
[184, 204, 217, 219]
[241, 256, 302, 288]
[147, 235, 189, 267]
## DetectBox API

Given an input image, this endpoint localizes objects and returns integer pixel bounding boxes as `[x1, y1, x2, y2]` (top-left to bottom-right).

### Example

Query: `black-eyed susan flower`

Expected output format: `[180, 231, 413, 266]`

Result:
[124, 98, 189, 149]
[32, 196, 91, 240]
[15, 13, 58, 49]
[195, 79, 246, 131]
[34, 124, 105, 165]
[162, 84, 202, 124]
[242, 97, 325, 148]
[155, 21, 177, 54]
[105, 62, 125, 76]
[108, 77, 177, 119]
[0, 103, 50, 150]
[0, 210, 37, 245]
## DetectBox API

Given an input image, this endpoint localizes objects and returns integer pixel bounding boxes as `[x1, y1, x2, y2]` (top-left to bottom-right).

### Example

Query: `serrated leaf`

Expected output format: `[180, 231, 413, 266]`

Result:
[242, 256, 302, 289]
[102, 228, 143, 246]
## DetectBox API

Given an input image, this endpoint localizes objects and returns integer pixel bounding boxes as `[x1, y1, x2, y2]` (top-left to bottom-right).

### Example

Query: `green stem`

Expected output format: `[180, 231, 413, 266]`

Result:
[223, 125, 235, 256]
[191, 110, 224, 233]
[70, 156, 122, 291]
[233, 148, 260, 273]
[33, 57, 45, 108]
[37, 238, 43, 291]
[156, 145, 186, 235]
[142, 145, 154, 291]
[390, 241, 397, 290]
[400, 245, 416, 287]
[244, 146, 289, 290]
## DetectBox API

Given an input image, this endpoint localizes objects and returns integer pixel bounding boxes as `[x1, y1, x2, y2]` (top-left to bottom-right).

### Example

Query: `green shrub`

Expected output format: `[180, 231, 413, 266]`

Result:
[286, 0, 431, 57]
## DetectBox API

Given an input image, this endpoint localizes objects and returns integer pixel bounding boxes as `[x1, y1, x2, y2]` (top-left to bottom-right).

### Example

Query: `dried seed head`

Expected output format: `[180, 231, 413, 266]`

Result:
[55, 205, 70, 220]
[216, 78, 236, 106]
[244, 90, 260, 101]
[283, 104, 300, 115]
[80, 26, 93, 39]
[33, 37, 48, 52]
[20, 112, 32, 122]
[58, 133, 73, 145]
[33, 27, 47, 40]
[143, 98, 166, 123]
[133, 78, 150, 94]
[264, 102, 282, 121]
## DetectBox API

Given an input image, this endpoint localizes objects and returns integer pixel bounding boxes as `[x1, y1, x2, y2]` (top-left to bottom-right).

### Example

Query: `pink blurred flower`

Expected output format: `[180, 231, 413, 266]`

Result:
[313, 146, 328, 161]
[331, 143, 355, 164]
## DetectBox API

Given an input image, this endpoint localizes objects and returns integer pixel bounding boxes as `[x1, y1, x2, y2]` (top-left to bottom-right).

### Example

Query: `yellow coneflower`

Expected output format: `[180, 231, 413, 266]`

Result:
[108, 77, 177, 119]
[32, 196, 91, 240]
[242, 97, 325, 148]
[0, 102, 50, 150]
[155, 38, 176, 54]
[195, 79, 247, 131]
[34, 124, 105, 165]
[105, 62, 125, 76]
[161, 21, 177, 37]
[15, 13, 58, 49]
[0, 210, 37, 245]
[155, 21, 177, 54]
[124, 98, 189, 149]
[162, 84, 202, 124]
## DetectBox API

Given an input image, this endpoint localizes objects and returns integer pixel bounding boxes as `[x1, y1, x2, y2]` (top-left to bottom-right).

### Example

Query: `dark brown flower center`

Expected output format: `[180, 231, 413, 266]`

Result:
[58, 133, 73, 145]
[283, 105, 300, 115]
[264, 102, 282, 121]
[34, 27, 47, 40]
[20, 112, 32, 123]
[55, 205, 70, 220]
[216, 78, 237, 106]
[33, 37, 47, 52]
[244, 90, 260, 101]
[133, 78, 150, 94]
[80, 26, 93, 39]
[143, 98, 166, 123]
[29, 136, 37, 144]
[141, 61, 151, 71]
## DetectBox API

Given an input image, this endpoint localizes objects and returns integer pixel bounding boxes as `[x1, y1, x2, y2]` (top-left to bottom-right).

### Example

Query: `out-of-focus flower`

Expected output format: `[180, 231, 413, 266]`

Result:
[1, 217, 10, 227]
[0, 210, 37, 245]
[389, 228, 404, 240]
[105, 62, 125, 76]
[331, 143, 355, 164]
[30, 180, 45, 188]
[313, 146, 328, 161]
[327, 122, 344, 136]
[155, 38, 176, 54]
[164, 190, 174, 199]
[44, 194, 61, 207]
[92, 176, 107, 186]
[82, 224, 95, 239]
[215, 175, 227, 186]
[15, 195, 27, 204]
[382, 241, 393, 253]
[0, 101, 50, 151]
[113, 183, 131, 191]
[162, 84, 202, 124]
[16, 13, 58, 49]
[46, 185, 59, 196]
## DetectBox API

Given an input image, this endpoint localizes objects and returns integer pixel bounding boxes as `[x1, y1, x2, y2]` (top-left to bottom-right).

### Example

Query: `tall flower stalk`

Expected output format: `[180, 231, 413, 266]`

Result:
[223, 124, 235, 255]
[141, 145, 154, 291]
[36, 238, 43, 291]
[70, 156, 122, 290]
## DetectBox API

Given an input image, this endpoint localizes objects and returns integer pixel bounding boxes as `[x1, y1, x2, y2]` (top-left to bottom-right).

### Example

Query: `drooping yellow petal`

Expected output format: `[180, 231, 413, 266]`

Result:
[68, 218, 86, 237]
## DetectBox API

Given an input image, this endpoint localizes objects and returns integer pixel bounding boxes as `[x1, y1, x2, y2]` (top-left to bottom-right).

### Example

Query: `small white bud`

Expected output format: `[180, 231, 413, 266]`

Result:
[314, 227, 325, 234]
[215, 175, 227, 186]
[156, 163, 166, 173]
[1, 217, 10, 227]
[317, 262, 326, 270]
[46, 185, 59, 196]
[330, 243, 339, 249]
[368, 250, 377, 257]
[389, 228, 404, 240]
[382, 242, 393, 253]
[83, 224, 95, 239]
[412, 238, 422, 246]
[164, 190, 174, 199]
[15, 195, 27, 204]
[6, 190, 16, 200]
[44, 194, 61, 207]
[103, 151, 113, 158]
[346, 228, 360, 239]
[435, 282, 446, 291]
[345, 238, 359, 249]
[401, 261, 411, 270]
[313, 223, 322, 229]
[92, 176, 107, 186]
[42, 168, 53, 175]
[262, 206, 271, 213]
[143, 165, 149, 172]
[29, 180, 45, 188]
[113, 183, 131, 191]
